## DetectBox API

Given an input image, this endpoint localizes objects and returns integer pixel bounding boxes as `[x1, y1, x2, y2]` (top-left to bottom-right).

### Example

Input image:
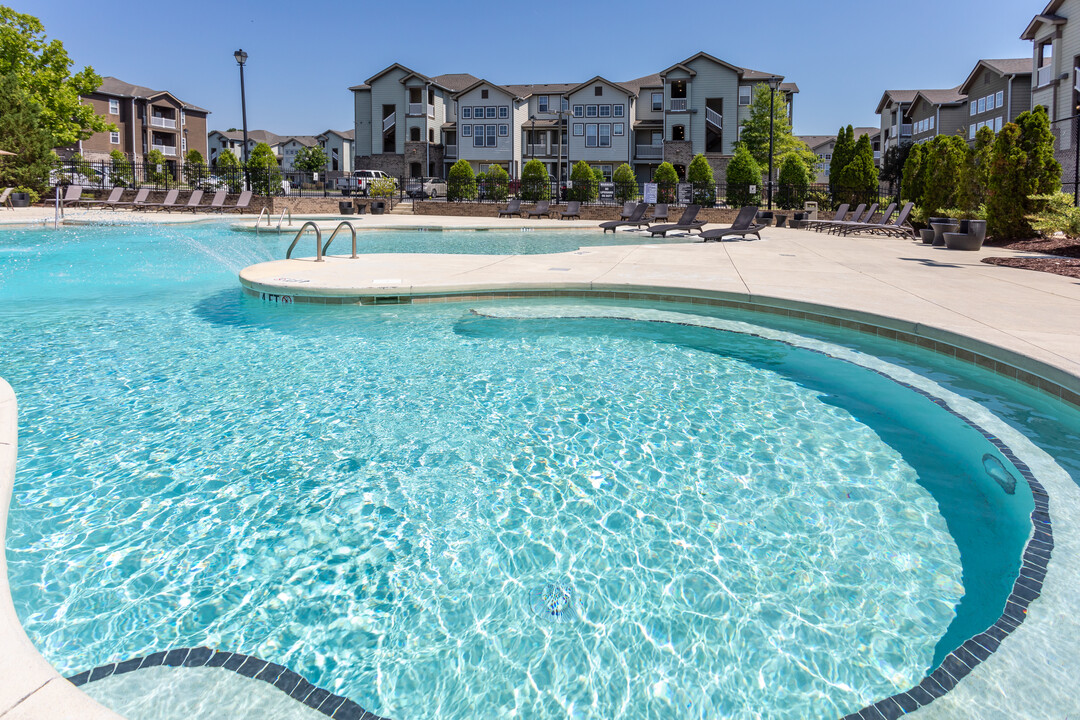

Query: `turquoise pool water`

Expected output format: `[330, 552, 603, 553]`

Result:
[1, 223, 1076, 719]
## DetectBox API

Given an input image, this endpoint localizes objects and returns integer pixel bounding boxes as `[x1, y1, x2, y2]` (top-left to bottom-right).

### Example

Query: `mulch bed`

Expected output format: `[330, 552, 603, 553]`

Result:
[981, 236, 1080, 280]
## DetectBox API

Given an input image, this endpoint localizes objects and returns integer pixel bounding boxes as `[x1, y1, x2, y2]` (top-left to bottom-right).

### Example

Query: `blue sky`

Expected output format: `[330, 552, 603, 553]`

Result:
[18, 0, 1038, 138]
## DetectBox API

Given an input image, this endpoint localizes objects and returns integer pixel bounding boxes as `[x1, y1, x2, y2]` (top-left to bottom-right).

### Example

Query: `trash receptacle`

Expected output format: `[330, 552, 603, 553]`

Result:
[371, 200, 386, 215]
[341, 188, 351, 197]
[803, 201, 818, 221]
[339, 201, 354, 215]
[10, 192, 29, 208]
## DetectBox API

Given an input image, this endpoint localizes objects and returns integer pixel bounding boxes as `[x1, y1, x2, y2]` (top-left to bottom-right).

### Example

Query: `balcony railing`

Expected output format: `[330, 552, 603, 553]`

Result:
[383, 112, 396, 132]
[151, 144, 177, 156]
[1037, 64, 1055, 87]
[407, 103, 424, 116]
[669, 98, 688, 112]
[705, 107, 722, 130]
[635, 145, 663, 159]
[149, 116, 176, 129]
[900, 124, 912, 136]
[428, 103, 435, 117]
[444, 144, 457, 157]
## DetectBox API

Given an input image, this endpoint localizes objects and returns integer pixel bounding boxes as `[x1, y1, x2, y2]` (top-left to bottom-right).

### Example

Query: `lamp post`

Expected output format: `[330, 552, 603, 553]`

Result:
[234, 49, 250, 189]
[767, 78, 778, 211]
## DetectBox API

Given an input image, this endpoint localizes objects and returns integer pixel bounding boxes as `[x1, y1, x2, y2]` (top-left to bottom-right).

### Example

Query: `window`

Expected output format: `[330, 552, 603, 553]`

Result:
[109, 99, 119, 114]
[995, 116, 1003, 132]
[110, 130, 120, 144]
[486, 107, 497, 119]
[181, 137, 187, 153]
[970, 101, 977, 116]
[738, 86, 752, 106]
[586, 124, 598, 147]
[486, 124, 496, 147]
[597, 164, 612, 180]
[462, 125, 472, 137]
[499, 106, 509, 119]
[473, 107, 483, 117]
[929, 116, 935, 130]
[474, 126, 484, 146]
[613, 122, 624, 136]
[462, 107, 471, 119]
[595, 85, 603, 96]
[599, 105, 611, 117]
[986, 94, 995, 111]
[410, 127, 421, 141]
[996, 90, 1004, 107]
[561, 97, 568, 111]
[970, 124, 977, 140]
[181, 110, 186, 125]
[651, 92, 662, 112]
[599, 124, 610, 147]
[538, 96, 548, 112]
[498, 124, 508, 136]
[573, 123, 584, 136]
[481, 89, 489, 99]
[586, 105, 598, 117]
[978, 97, 986, 113]
[573, 104, 584, 117]
[613, 104, 624, 117]
[672, 125, 685, 141]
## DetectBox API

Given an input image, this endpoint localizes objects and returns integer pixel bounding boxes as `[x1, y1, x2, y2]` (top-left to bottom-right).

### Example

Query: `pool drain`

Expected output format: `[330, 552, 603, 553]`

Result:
[530, 582, 577, 623]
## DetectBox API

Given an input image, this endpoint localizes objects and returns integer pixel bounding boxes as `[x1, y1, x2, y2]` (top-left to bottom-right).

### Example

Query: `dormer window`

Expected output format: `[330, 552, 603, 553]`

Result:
[595, 86, 603, 96]
[481, 89, 489, 99]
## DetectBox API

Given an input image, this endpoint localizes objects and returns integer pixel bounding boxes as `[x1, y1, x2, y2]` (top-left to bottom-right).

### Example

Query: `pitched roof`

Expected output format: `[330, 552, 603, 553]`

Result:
[1022, 0, 1067, 39]
[431, 73, 481, 91]
[661, 51, 744, 78]
[319, 129, 355, 140]
[798, 135, 835, 151]
[209, 129, 286, 145]
[94, 76, 209, 112]
[621, 73, 663, 92]
[282, 135, 319, 147]
[912, 86, 967, 108]
[501, 82, 578, 97]
[452, 78, 519, 99]
[959, 58, 1032, 95]
[563, 75, 635, 97]
[876, 90, 918, 114]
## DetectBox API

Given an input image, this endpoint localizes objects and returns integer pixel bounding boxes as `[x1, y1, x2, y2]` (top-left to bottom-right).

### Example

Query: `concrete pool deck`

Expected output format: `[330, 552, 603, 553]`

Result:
[3, 215, 1080, 719]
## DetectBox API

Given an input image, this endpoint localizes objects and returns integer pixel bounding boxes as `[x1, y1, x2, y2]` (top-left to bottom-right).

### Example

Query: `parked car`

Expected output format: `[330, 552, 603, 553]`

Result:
[405, 177, 447, 199]
[335, 169, 392, 195]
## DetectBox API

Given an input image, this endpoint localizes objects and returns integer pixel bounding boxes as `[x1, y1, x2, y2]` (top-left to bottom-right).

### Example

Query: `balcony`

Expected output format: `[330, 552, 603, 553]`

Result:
[669, 98, 688, 112]
[1037, 64, 1055, 88]
[444, 144, 457, 157]
[899, 124, 912, 137]
[151, 144, 177, 156]
[407, 103, 437, 117]
[635, 145, 663, 159]
[149, 115, 176, 129]
[383, 112, 396, 133]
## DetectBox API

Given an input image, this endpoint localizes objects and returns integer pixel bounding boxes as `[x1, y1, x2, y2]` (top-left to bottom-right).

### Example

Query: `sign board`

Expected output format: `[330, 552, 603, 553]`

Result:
[749, 185, 757, 195]
[599, 182, 615, 202]
[643, 183, 658, 203]
[677, 183, 693, 205]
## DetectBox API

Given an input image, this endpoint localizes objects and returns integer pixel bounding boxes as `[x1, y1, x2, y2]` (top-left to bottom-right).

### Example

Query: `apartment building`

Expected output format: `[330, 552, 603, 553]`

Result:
[959, 59, 1033, 141]
[798, 128, 880, 183]
[907, 88, 968, 143]
[317, 130, 354, 175]
[65, 76, 209, 164]
[207, 129, 352, 176]
[1023, 0, 1079, 181]
[876, 90, 917, 154]
[349, 52, 798, 182]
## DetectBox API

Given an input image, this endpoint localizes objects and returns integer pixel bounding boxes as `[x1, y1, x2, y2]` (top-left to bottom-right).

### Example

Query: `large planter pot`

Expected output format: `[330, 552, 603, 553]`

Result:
[756, 211, 774, 227]
[338, 201, 354, 215]
[967, 219, 987, 245]
[930, 218, 959, 246]
[10, 192, 29, 208]
[370, 200, 386, 215]
[919, 228, 936, 244]
[945, 220, 987, 251]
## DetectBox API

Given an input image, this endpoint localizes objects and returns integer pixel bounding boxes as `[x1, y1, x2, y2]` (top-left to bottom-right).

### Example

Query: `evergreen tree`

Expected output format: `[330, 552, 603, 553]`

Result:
[901, 142, 925, 206]
[1016, 105, 1061, 196]
[653, 161, 679, 203]
[828, 125, 855, 198]
[570, 160, 597, 202]
[144, 148, 171, 185]
[687, 153, 716, 205]
[833, 134, 879, 204]
[485, 163, 509, 202]
[612, 162, 637, 202]
[725, 144, 762, 207]
[986, 123, 1029, 239]
[957, 127, 994, 213]
[520, 158, 550, 201]
[921, 135, 968, 217]
[881, 141, 912, 190]
[0, 72, 52, 194]
[738, 84, 817, 171]
[447, 158, 476, 201]
[775, 152, 810, 210]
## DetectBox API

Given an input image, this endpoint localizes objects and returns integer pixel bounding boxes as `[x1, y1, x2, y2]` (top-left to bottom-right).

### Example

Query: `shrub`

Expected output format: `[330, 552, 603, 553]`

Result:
[214, 149, 243, 193]
[447, 158, 477, 201]
[985, 122, 1028, 239]
[958, 127, 994, 213]
[370, 176, 397, 205]
[832, 134, 879, 206]
[920, 135, 968, 217]
[725, 145, 761, 207]
[144, 149, 172, 185]
[901, 142, 925, 206]
[775, 152, 810, 210]
[484, 164, 509, 202]
[687, 153, 716, 206]
[108, 150, 133, 187]
[13, 186, 39, 204]
[246, 142, 281, 195]
[1017, 105, 1062, 195]
[569, 160, 597, 202]
[1026, 192, 1080, 238]
[183, 149, 207, 188]
[612, 163, 637, 202]
[520, 159, 550, 201]
[829, 125, 855, 198]
[653, 161, 679, 203]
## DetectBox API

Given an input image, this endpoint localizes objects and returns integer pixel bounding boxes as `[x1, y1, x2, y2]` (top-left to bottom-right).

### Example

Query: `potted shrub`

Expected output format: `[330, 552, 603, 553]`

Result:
[10, 187, 38, 207]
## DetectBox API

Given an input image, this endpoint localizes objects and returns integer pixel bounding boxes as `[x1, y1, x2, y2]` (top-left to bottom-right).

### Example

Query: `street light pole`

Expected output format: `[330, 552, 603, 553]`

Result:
[234, 49, 249, 189]
[767, 78, 777, 211]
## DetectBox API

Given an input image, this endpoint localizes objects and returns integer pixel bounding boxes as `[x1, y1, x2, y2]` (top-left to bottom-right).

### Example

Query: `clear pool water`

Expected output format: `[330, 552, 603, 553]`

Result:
[1, 223, 1076, 720]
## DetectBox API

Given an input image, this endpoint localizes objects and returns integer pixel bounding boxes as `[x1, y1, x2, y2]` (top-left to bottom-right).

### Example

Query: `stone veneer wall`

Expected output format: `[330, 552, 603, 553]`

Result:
[414, 201, 739, 224]
[354, 153, 407, 178]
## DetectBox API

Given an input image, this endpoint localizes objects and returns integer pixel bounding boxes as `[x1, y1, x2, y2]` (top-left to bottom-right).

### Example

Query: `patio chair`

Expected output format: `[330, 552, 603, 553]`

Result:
[112, 188, 150, 209]
[802, 204, 849, 231]
[204, 189, 227, 212]
[646, 204, 669, 224]
[526, 200, 551, 218]
[219, 190, 253, 214]
[80, 187, 124, 209]
[827, 203, 879, 234]
[560, 201, 581, 220]
[138, 188, 181, 212]
[647, 205, 704, 236]
[619, 201, 636, 220]
[180, 190, 205, 213]
[498, 198, 522, 217]
[0, 187, 12, 209]
[834, 203, 896, 236]
[842, 202, 915, 239]
[600, 202, 648, 233]
[56, 184, 83, 206]
[814, 203, 864, 233]
[698, 206, 766, 242]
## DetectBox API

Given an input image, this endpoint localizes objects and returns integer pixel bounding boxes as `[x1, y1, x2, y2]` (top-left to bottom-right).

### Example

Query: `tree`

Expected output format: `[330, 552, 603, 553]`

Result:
[829, 125, 855, 198]
[447, 158, 476, 201]
[612, 163, 637, 202]
[725, 144, 761, 207]
[686, 153, 716, 206]
[0, 72, 52, 194]
[569, 160, 597, 202]
[485, 163, 509, 202]
[293, 145, 329, 174]
[833, 134, 879, 205]
[738, 84, 817, 173]
[881, 141, 912, 190]
[246, 141, 281, 195]
[0, 7, 112, 147]
[775, 152, 810, 210]
[653, 161, 679, 203]
[920, 135, 968, 218]
[901, 142, 925, 206]
[986, 123, 1029, 239]
[520, 158, 550, 201]
[182, 148, 207, 188]
[144, 148, 171, 185]
[957, 127, 994, 214]
[214, 149, 242, 193]
[1016, 105, 1061, 196]
[108, 149, 133, 187]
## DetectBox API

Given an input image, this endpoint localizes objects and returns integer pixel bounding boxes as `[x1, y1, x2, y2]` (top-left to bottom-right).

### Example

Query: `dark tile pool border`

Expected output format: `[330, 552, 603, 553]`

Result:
[66, 647, 390, 720]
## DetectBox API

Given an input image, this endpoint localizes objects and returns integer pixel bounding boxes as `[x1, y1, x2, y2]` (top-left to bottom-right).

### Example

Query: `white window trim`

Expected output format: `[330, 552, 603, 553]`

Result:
[110, 130, 120, 144]
[108, 99, 120, 115]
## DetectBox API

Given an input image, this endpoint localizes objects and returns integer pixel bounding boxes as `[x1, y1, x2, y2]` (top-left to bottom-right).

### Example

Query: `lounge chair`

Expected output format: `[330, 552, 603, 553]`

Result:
[112, 188, 150, 209]
[647, 205, 704, 236]
[498, 198, 521, 217]
[526, 200, 551, 218]
[560, 201, 581, 220]
[138, 188, 181, 212]
[218, 190, 253, 214]
[599, 202, 648, 233]
[814, 203, 865, 233]
[619, 201, 636, 220]
[204, 189, 227, 212]
[0, 187, 12, 209]
[79, 187, 124, 209]
[646, 203, 669, 224]
[827, 203, 879, 234]
[180, 190, 205, 213]
[802, 204, 849, 231]
[56, 184, 83, 206]
[698, 206, 766, 242]
[841, 202, 915, 238]
[834, 203, 896, 236]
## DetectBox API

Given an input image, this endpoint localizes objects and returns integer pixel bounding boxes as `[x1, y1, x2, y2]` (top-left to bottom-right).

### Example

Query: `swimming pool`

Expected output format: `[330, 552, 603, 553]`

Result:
[1, 222, 1078, 719]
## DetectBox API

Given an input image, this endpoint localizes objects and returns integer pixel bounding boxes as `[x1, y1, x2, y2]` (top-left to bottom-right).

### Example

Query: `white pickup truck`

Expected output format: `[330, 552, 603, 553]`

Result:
[335, 169, 392, 195]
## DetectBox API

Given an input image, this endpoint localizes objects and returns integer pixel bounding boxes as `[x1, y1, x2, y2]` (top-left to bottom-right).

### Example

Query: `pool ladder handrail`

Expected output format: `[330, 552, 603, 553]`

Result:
[285, 221, 324, 262]
[276, 207, 292, 230]
[322, 221, 358, 258]
[255, 206, 270, 233]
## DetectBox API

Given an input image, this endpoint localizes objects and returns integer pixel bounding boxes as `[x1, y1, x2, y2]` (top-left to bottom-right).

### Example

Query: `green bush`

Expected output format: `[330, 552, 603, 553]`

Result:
[144, 149, 172, 185]
[447, 158, 477, 201]
[985, 123, 1030, 239]
[829, 125, 855, 199]
[612, 163, 637, 202]
[1026, 192, 1080, 238]
[484, 164, 509, 202]
[901, 142, 925, 206]
[109, 150, 133, 187]
[520, 159, 550, 201]
[183, 149, 207, 188]
[569, 160, 597, 202]
[214, 149, 243, 193]
[687, 153, 716, 206]
[653, 161, 679, 203]
[920, 135, 968, 217]
[725, 145, 761, 207]
[370, 176, 397, 205]
[13, 185, 39, 204]
[775, 152, 810, 210]
[832, 134, 879, 206]
[246, 142, 281, 195]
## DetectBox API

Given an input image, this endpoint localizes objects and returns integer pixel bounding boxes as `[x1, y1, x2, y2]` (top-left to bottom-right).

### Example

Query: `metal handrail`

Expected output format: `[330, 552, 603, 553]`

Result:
[255, 206, 270, 234]
[276, 206, 292, 230]
[285, 221, 324, 262]
[322, 221, 357, 258]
